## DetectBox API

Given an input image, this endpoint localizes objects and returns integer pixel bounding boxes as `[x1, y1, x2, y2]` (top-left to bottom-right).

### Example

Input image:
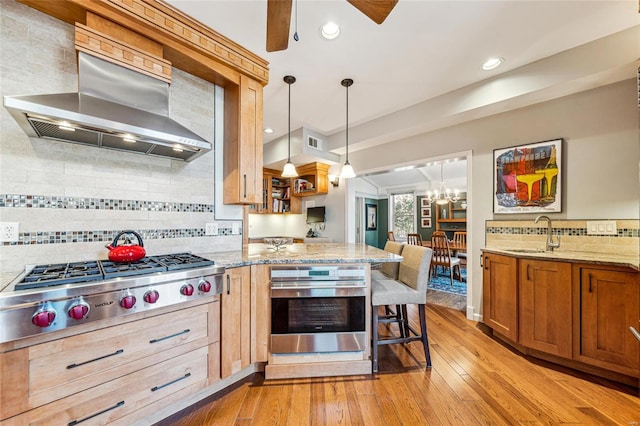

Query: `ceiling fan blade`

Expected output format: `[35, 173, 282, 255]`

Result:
[266, 0, 292, 52]
[347, 0, 398, 24]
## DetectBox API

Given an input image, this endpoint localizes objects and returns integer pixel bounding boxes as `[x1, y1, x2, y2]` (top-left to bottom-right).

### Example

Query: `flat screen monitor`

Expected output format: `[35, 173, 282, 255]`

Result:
[306, 206, 325, 223]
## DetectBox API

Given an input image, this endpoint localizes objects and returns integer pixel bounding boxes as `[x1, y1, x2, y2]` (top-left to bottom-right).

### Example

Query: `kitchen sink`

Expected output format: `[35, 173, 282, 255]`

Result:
[505, 248, 545, 253]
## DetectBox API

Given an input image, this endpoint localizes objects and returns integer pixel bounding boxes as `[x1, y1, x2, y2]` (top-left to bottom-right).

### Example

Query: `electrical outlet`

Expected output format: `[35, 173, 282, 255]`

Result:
[0, 222, 19, 243]
[205, 223, 219, 236]
[232, 223, 240, 235]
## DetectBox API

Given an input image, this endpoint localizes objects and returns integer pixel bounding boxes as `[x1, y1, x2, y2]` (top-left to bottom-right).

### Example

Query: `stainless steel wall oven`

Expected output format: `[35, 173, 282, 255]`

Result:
[270, 265, 367, 354]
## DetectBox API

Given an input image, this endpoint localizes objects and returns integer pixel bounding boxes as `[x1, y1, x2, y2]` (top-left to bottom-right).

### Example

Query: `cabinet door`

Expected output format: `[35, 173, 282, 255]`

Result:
[575, 266, 639, 375]
[482, 253, 518, 341]
[519, 259, 572, 357]
[251, 264, 271, 363]
[221, 266, 251, 378]
[224, 75, 263, 205]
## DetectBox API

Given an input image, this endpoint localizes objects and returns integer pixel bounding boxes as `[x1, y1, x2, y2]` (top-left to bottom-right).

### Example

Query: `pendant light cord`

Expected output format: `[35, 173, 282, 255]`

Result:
[341, 78, 353, 163]
[288, 79, 291, 161]
[345, 83, 349, 163]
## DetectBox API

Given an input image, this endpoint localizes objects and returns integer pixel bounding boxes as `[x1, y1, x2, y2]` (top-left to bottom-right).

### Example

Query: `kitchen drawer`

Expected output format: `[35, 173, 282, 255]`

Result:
[27, 303, 215, 408]
[7, 346, 209, 425]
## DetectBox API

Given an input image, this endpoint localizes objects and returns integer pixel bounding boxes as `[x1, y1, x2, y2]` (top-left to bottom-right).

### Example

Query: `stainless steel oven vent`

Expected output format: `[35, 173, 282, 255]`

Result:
[4, 53, 211, 162]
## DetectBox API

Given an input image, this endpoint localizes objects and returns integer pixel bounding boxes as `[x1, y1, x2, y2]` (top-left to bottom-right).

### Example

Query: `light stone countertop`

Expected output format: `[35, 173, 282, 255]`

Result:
[199, 243, 402, 269]
[0, 244, 400, 294]
[482, 247, 639, 271]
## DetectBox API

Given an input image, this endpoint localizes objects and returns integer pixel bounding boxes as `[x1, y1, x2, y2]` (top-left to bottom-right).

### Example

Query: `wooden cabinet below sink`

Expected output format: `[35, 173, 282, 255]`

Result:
[481, 250, 640, 384]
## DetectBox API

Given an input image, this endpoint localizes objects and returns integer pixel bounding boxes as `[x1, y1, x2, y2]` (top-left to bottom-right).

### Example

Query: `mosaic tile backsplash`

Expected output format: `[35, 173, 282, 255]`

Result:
[485, 219, 639, 256]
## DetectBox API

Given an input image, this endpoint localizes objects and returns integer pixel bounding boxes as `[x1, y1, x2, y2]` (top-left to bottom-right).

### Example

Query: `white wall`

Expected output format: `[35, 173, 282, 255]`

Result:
[339, 79, 639, 319]
[248, 182, 347, 242]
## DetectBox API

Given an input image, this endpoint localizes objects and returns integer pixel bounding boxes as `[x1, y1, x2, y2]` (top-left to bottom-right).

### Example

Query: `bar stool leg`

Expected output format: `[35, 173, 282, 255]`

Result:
[418, 304, 432, 368]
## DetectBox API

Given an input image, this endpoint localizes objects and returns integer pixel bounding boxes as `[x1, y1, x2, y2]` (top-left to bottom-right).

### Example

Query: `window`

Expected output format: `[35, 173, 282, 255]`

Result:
[390, 192, 415, 241]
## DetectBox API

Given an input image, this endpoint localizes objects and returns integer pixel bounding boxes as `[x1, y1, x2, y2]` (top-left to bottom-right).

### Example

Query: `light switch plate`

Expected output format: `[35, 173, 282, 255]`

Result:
[205, 223, 218, 236]
[586, 220, 617, 235]
[232, 223, 240, 235]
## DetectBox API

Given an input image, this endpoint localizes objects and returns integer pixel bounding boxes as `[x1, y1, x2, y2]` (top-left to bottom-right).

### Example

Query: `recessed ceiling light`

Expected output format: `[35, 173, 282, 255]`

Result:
[482, 57, 504, 71]
[264, 128, 274, 134]
[320, 22, 340, 40]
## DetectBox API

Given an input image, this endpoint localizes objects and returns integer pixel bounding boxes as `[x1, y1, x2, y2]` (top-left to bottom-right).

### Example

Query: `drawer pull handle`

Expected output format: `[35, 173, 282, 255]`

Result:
[588, 273, 593, 293]
[151, 372, 191, 392]
[227, 274, 231, 295]
[66, 349, 124, 369]
[630, 327, 640, 342]
[149, 329, 190, 344]
[526, 264, 531, 281]
[479, 254, 483, 269]
[68, 400, 124, 425]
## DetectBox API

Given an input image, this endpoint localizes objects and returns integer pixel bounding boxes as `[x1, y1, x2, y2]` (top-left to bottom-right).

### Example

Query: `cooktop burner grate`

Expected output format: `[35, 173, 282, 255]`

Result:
[151, 253, 215, 270]
[100, 257, 166, 279]
[17, 261, 103, 290]
[14, 252, 216, 291]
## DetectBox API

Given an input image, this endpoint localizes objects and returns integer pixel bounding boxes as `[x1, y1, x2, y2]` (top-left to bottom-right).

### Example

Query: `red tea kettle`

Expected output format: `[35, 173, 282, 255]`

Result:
[106, 230, 146, 263]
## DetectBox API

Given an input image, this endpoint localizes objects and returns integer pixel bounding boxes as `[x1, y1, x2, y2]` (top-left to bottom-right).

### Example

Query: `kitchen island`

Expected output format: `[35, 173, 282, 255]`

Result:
[0, 243, 400, 425]
[198, 243, 402, 381]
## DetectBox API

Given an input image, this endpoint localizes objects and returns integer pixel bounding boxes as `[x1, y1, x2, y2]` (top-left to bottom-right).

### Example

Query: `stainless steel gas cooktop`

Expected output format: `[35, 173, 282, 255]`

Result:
[0, 252, 224, 344]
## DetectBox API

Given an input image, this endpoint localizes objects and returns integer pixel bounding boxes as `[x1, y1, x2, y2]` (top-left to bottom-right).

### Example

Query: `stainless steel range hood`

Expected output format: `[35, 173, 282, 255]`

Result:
[4, 53, 211, 161]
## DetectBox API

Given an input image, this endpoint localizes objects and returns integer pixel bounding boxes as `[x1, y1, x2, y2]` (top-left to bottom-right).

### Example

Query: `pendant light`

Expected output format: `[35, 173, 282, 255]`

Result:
[339, 78, 356, 179]
[281, 75, 298, 178]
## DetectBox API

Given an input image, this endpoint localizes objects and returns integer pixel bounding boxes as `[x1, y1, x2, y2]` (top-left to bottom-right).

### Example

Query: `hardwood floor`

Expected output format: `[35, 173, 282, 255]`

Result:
[157, 304, 640, 425]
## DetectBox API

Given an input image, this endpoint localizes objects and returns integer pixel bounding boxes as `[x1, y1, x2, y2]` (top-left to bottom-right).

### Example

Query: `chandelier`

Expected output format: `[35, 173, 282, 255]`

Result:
[425, 163, 460, 205]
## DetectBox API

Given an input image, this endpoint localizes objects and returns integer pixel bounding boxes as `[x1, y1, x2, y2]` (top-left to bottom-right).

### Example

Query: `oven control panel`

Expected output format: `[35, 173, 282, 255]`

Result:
[270, 265, 367, 281]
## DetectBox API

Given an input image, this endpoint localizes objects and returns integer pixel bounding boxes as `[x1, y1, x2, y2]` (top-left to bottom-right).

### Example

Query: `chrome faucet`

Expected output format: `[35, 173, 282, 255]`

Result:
[535, 215, 560, 251]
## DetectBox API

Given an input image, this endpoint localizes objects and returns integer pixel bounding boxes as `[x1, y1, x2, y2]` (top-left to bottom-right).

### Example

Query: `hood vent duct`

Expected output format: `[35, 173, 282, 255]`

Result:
[4, 52, 211, 161]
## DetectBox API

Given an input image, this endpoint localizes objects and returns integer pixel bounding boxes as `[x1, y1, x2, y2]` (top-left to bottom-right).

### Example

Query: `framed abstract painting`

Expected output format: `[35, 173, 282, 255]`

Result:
[493, 138, 562, 214]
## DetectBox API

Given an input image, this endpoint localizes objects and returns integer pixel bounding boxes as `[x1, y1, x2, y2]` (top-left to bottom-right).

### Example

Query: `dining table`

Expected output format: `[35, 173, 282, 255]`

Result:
[421, 240, 467, 254]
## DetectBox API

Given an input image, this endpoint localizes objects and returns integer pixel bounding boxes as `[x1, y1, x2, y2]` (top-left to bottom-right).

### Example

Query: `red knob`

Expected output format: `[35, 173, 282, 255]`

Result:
[68, 303, 89, 320]
[120, 295, 137, 309]
[144, 290, 160, 304]
[32, 310, 56, 327]
[198, 280, 211, 293]
[180, 284, 194, 296]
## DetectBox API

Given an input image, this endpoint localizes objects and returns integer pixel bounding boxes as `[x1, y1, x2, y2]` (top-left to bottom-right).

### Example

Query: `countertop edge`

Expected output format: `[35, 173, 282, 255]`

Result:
[481, 247, 639, 271]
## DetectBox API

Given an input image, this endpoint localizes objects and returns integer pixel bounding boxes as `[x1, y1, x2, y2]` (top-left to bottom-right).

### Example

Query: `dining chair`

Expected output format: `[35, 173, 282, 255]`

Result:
[371, 244, 433, 372]
[452, 231, 467, 262]
[387, 231, 396, 241]
[407, 233, 423, 246]
[430, 232, 461, 286]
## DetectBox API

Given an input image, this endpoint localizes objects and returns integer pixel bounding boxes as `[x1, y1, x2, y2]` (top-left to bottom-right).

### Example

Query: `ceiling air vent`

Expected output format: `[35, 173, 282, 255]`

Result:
[307, 135, 323, 151]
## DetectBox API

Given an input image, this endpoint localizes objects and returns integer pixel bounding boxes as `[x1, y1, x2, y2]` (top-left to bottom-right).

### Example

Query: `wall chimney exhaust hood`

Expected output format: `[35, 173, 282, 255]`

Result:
[4, 53, 212, 162]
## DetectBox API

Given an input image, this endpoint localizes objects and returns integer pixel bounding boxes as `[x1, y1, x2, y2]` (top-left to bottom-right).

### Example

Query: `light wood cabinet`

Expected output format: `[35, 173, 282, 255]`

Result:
[482, 252, 518, 341]
[573, 265, 640, 376]
[293, 162, 330, 197]
[0, 302, 220, 422]
[519, 259, 572, 358]
[253, 168, 301, 214]
[221, 266, 251, 378]
[251, 264, 271, 363]
[482, 250, 640, 383]
[224, 75, 264, 205]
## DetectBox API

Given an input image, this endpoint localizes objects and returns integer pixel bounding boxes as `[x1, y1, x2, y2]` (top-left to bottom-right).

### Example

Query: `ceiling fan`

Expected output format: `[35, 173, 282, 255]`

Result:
[266, 0, 398, 52]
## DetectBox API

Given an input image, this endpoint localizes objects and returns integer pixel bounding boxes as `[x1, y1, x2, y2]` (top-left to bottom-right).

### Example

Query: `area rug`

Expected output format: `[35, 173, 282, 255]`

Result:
[428, 268, 467, 295]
